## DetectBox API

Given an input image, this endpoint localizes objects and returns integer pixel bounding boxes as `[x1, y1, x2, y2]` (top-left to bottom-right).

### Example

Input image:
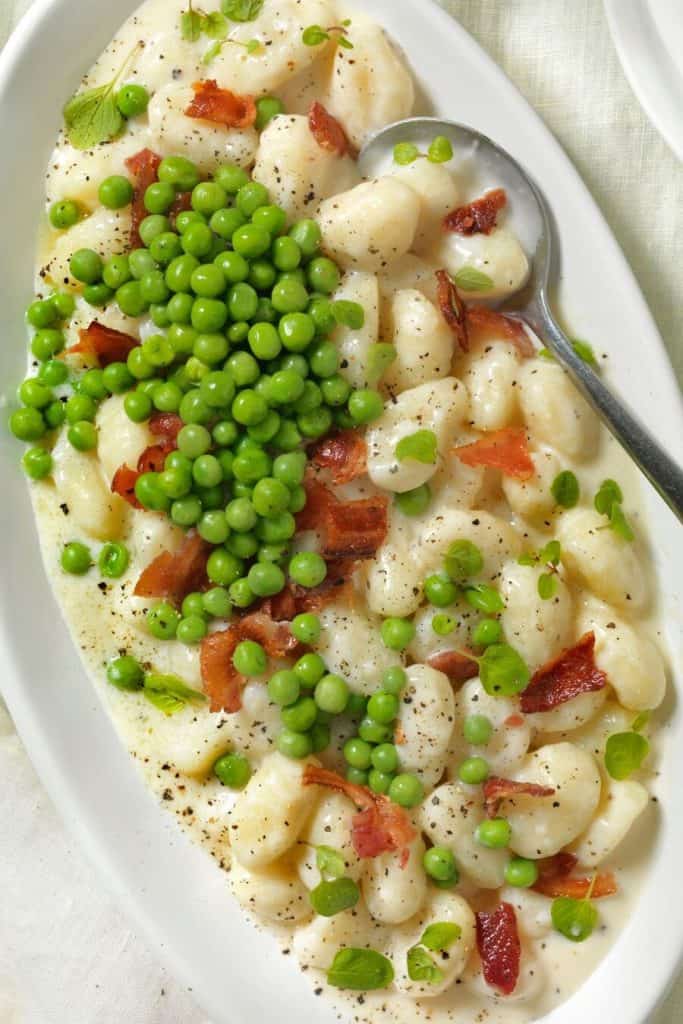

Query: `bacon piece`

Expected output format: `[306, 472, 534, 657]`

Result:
[504, 713, 526, 729]
[483, 776, 555, 818]
[237, 611, 301, 660]
[200, 629, 242, 713]
[134, 531, 210, 606]
[185, 80, 256, 128]
[475, 903, 521, 996]
[532, 853, 617, 900]
[466, 307, 535, 358]
[169, 190, 193, 229]
[520, 632, 607, 714]
[125, 147, 162, 249]
[296, 475, 332, 532]
[309, 430, 368, 485]
[111, 464, 141, 509]
[136, 442, 173, 475]
[443, 188, 507, 236]
[297, 559, 356, 611]
[436, 269, 468, 352]
[427, 649, 479, 684]
[149, 412, 183, 442]
[308, 101, 352, 156]
[65, 321, 139, 367]
[297, 476, 388, 560]
[454, 427, 535, 480]
[303, 765, 416, 860]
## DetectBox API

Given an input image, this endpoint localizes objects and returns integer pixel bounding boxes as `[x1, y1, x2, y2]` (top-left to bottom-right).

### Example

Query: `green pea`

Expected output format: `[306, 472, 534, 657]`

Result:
[473, 618, 503, 647]
[277, 728, 313, 759]
[423, 573, 459, 607]
[19, 378, 52, 409]
[271, 277, 309, 314]
[255, 95, 284, 130]
[358, 716, 392, 745]
[233, 447, 272, 484]
[152, 381, 182, 413]
[38, 359, 68, 387]
[202, 586, 232, 618]
[423, 846, 458, 883]
[178, 390, 211, 425]
[458, 756, 490, 785]
[214, 751, 251, 789]
[60, 541, 92, 575]
[343, 737, 373, 771]
[83, 282, 114, 308]
[192, 181, 228, 216]
[215, 164, 249, 195]
[371, 743, 399, 774]
[44, 401, 66, 429]
[380, 617, 415, 652]
[228, 577, 255, 608]
[236, 180, 269, 217]
[65, 420, 94, 451]
[226, 532, 258, 559]
[504, 857, 539, 888]
[70, 248, 102, 284]
[145, 601, 180, 640]
[280, 694, 316, 733]
[289, 218, 321, 258]
[144, 181, 175, 215]
[49, 199, 81, 229]
[279, 312, 315, 352]
[99, 175, 134, 209]
[181, 221, 214, 258]
[149, 232, 182, 266]
[123, 390, 152, 423]
[50, 291, 76, 319]
[256, 512, 295, 544]
[103, 254, 132, 290]
[106, 654, 144, 692]
[319, 375, 349, 407]
[290, 612, 320, 645]
[252, 204, 286, 237]
[166, 254, 199, 293]
[171, 495, 203, 527]
[306, 256, 340, 294]
[158, 156, 200, 192]
[310, 721, 330, 753]
[64, 394, 96, 424]
[250, 478, 288, 519]
[176, 614, 208, 645]
[135, 472, 171, 512]
[197, 510, 229, 545]
[465, 583, 504, 614]
[116, 280, 147, 317]
[368, 769, 393, 795]
[22, 446, 52, 480]
[10, 407, 45, 441]
[308, 340, 338, 379]
[348, 388, 383, 425]
[98, 541, 129, 579]
[366, 691, 399, 725]
[231, 389, 267, 427]
[475, 818, 511, 849]
[116, 82, 149, 117]
[463, 713, 493, 746]
[247, 561, 286, 597]
[267, 669, 300, 707]
[227, 282, 259, 322]
[294, 652, 326, 688]
[31, 328, 64, 361]
[388, 773, 424, 808]
[213, 419, 238, 447]
[271, 235, 301, 272]
[159, 467, 192, 499]
[206, 549, 243, 587]
[314, 674, 349, 714]
[26, 298, 57, 329]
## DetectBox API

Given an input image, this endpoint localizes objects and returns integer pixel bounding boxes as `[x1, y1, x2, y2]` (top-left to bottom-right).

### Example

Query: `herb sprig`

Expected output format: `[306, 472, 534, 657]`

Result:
[302, 20, 354, 49]
[594, 478, 634, 541]
[519, 539, 562, 600]
[63, 42, 142, 150]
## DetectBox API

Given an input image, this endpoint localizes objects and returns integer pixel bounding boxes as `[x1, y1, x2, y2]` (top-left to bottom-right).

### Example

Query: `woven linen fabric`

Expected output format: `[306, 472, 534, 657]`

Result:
[0, 1, 681, 1022]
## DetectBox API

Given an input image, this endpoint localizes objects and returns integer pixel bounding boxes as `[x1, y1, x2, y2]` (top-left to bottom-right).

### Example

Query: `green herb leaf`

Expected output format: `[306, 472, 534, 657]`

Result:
[464, 583, 504, 614]
[444, 539, 484, 582]
[551, 470, 580, 509]
[246, 37, 261, 53]
[310, 877, 360, 917]
[63, 84, 124, 151]
[537, 347, 554, 360]
[605, 731, 649, 780]
[204, 10, 229, 37]
[327, 947, 394, 990]
[453, 266, 494, 292]
[316, 844, 346, 881]
[143, 673, 206, 716]
[538, 572, 558, 600]
[594, 478, 623, 517]
[396, 429, 438, 465]
[570, 338, 598, 366]
[366, 343, 396, 386]
[631, 711, 650, 733]
[551, 896, 598, 943]
[406, 945, 443, 984]
[517, 552, 539, 567]
[222, 0, 264, 21]
[540, 540, 561, 566]
[393, 142, 420, 165]
[609, 502, 634, 541]
[479, 643, 530, 697]
[181, 8, 204, 41]
[428, 135, 453, 163]
[420, 922, 462, 951]
[337, 34, 354, 49]
[302, 24, 330, 46]
[431, 613, 456, 636]
[202, 40, 225, 64]
[332, 300, 365, 330]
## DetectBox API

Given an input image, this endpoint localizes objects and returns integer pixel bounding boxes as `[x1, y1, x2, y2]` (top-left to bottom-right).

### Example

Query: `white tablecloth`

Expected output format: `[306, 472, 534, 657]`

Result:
[1, 1, 681, 1021]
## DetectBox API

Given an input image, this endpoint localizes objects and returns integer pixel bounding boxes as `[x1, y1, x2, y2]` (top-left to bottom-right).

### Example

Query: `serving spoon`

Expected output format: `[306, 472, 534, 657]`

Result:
[358, 117, 683, 524]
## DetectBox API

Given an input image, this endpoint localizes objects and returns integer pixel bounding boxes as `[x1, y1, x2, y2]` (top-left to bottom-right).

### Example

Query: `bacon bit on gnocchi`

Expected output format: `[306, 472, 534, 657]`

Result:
[298, 475, 388, 559]
[110, 464, 141, 508]
[124, 147, 161, 247]
[453, 427, 536, 479]
[308, 429, 367, 484]
[134, 530, 211, 605]
[443, 187, 507, 235]
[466, 306, 536, 357]
[426, 648, 479, 683]
[475, 902, 521, 995]
[520, 632, 608, 713]
[308, 101, 353, 157]
[66, 320, 139, 366]
[435, 268, 469, 351]
[532, 852, 618, 900]
[483, 776, 556, 818]
[185, 80, 257, 130]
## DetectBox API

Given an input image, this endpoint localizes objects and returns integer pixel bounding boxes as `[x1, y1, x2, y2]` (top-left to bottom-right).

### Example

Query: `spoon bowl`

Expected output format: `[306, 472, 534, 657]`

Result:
[360, 117, 683, 522]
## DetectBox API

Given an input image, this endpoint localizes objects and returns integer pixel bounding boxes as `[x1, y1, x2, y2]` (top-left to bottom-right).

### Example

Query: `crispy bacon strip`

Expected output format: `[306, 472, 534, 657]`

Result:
[134, 531, 210, 606]
[200, 629, 242, 713]
[436, 269, 469, 352]
[466, 307, 535, 358]
[149, 412, 183, 442]
[532, 853, 617, 900]
[427, 649, 479, 684]
[297, 476, 388, 560]
[125, 147, 162, 248]
[185, 80, 256, 128]
[308, 101, 352, 156]
[443, 188, 507, 236]
[237, 611, 301, 659]
[309, 430, 368, 485]
[483, 776, 555, 818]
[454, 427, 535, 480]
[520, 632, 607, 714]
[65, 321, 139, 367]
[111, 465, 141, 509]
[136, 442, 174, 475]
[303, 765, 416, 860]
[476, 903, 521, 996]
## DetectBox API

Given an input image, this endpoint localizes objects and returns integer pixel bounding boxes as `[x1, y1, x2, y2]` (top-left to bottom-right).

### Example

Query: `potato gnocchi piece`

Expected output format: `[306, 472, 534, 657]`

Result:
[96, 395, 153, 482]
[147, 84, 258, 173]
[45, 131, 153, 211]
[395, 664, 455, 789]
[429, 454, 485, 512]
[519, 361, 598, 460]
[378, 253, 439, 310]
[229, 753, 319, 869]
[545, 699, 635, 758]
[392, 890, 476, 997]
[499, 560, 574, 671]
[570, 778, 649, 867]
[315, 604, 402, 695]
[293, 903, 384, 970]
[43, 207, 132, 288]
[324, 15, 414, 148]
[432, 226, 530, 301]
[499, 885, 552, 939]
[383, 289, 453, 392]
[502, 445, 563, 522]
[366, 377, 468, 494]
[230, 859, 313, 924]
[418, 781, 508, 889]
[449, 678, 532, 778]
[408, 598, 477, 663]
[577, 597, 665, 710]
[527, 689, 608, 741]
[464, 941, 545, 1003]
[461, 341, 521, 432]
[317, 177, 420, 272]
[362, 834, 427, 924]
[365, 510, 422, 618]
[295, 792, 362, 888]
[209, 0, 336, 96]
[52, 429, 128, 541]
[505, 743, 602, 859]
[389, 159, 460, 256]
[252, 114, 359, 221]
[331, 271, 380, 389]
[557, 509, 649, 612]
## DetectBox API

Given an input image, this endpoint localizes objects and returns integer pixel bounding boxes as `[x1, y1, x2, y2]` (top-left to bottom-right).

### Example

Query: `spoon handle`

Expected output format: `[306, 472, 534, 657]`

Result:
[532, 291, 683, 523]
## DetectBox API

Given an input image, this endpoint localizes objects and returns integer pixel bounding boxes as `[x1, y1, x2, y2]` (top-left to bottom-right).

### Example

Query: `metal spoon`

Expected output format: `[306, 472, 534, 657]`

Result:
[359, 117, 683, 523]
